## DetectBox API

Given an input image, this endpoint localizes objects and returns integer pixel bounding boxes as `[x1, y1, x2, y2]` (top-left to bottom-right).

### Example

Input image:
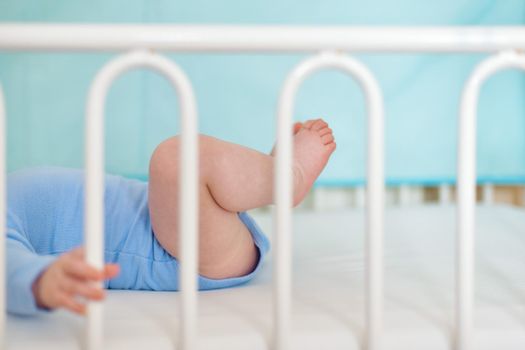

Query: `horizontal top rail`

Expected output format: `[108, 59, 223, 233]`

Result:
[1, 24, 525, 53]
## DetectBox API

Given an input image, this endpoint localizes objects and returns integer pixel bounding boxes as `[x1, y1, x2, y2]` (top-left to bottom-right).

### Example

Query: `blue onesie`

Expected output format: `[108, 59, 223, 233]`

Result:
[6, 167, 269, 316]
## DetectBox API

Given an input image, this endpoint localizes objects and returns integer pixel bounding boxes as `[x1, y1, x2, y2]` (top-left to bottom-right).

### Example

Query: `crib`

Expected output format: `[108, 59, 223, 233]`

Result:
[1, 24, 525, 350]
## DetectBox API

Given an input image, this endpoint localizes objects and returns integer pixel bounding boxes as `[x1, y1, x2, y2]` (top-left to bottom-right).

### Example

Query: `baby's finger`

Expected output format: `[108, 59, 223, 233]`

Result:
[103, 263, 120, 279]
[61, 278, 105, 301]
[76, 284, 105, 301]
[57, 293, 86, 315]
[63, 258, 104, 281]
[69, 247, 85, 258]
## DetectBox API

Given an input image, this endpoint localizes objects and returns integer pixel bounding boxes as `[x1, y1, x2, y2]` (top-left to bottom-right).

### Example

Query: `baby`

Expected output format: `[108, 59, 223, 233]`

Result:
[6, 118, 335, 316]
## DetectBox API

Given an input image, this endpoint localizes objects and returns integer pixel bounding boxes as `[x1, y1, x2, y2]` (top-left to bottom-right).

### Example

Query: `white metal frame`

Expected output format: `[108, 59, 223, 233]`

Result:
[85, 50, 198, 350]
[0, 24, 524, 350]
[1, 25, 525, 52]
[457, 50, 525, 350]
[275, 51, 384, 350]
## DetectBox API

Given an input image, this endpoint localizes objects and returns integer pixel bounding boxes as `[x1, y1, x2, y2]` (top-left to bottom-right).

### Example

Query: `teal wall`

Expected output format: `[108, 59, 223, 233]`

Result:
[0, 0, 524, 185]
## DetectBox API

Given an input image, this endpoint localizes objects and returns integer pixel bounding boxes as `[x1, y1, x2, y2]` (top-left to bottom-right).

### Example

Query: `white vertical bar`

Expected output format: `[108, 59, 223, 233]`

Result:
[398, 186, 424, 205]
[85, 55, 106, 350]
[275, 51, 383, 350]
[0, 84, 6, 350]
[398, 185, 411, 206]
[457, 70, 477, 350]
[457, 50, 525, 350]
[364, 57, 384, 350]
[275, 68, 294, 350]
[414, 187, 425, 205]
[176, 61, 199, 350]
[86, 50, 198, 350]
[439, 184, 452, 205]
[482, 184, 494, 206]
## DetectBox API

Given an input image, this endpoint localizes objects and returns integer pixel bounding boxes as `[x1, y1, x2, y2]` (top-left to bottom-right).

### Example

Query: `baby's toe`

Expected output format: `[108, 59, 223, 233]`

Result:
[321, 133, 334, 145]
[318, 127, 332, 137]
[311, 119, 328, 131]
[303, 119, 316, 129]
[293, 122, 303, 134]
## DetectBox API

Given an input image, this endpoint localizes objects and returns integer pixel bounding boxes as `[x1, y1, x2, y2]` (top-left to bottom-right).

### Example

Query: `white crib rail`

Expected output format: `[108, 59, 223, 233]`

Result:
[275, 51, 384, 350]
[2, 25, 525, 52]
[85, 50, 198, 350]
[0, 84, 5, 350]
[457, 50, 525, 350]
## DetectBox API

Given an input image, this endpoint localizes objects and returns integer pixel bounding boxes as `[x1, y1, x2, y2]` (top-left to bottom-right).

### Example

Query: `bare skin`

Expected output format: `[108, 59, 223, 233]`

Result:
[32, 247, 119, 315]
[32, 118, 335, 315]
[148, 118, 335, 278]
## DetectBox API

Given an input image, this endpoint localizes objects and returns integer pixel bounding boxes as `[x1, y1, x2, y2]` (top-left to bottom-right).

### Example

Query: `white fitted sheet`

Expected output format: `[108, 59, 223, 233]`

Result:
[6, 205, 525, 349]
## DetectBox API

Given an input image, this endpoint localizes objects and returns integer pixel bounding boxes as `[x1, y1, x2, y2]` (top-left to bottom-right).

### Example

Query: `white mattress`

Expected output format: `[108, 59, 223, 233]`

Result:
[6, 205, 525, 349]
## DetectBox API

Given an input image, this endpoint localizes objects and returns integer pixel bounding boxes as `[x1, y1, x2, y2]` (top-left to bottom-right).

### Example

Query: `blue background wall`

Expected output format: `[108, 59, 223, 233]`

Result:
[0, 0, 524, 186]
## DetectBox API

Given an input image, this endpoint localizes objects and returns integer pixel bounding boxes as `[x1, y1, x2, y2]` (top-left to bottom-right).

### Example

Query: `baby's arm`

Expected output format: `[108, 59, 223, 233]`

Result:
[6, 225, 119, 316]
[32, 247, 119, 315]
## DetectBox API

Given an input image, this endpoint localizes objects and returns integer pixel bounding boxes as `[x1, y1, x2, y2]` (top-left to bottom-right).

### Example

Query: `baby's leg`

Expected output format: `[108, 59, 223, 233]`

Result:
[148, 120, 335, 279]
[149, 135, 263, 279]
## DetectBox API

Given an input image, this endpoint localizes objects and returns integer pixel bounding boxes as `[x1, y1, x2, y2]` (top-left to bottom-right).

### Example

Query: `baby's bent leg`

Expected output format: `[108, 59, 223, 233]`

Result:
[149, 123, 335, 280]
[194, 135, 277, 212]
[148, 135, 267, 279]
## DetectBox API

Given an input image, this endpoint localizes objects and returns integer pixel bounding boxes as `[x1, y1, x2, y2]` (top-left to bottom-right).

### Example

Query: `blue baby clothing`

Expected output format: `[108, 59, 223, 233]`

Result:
[6, 167, 269, 316]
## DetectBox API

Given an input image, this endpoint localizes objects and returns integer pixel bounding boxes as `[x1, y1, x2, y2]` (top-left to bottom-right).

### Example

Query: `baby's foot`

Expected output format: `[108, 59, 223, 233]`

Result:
[270, 122, 303, 157]
[291, 119, 336, 205]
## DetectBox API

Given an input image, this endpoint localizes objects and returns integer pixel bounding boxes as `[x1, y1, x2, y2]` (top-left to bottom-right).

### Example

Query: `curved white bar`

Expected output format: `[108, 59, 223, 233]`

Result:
[457, 50, 525, 350]
[85, 50, 198, 350]
[1, 25, 525, 53]
[275, 51, 384, 350]
[0, 84, 5, 350]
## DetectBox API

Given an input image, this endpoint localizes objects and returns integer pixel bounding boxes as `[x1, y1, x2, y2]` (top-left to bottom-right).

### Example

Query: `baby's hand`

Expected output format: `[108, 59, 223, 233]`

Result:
[31, 247, 120, 315]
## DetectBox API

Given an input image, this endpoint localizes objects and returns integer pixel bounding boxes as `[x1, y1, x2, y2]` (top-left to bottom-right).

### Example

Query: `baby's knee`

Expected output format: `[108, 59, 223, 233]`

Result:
[149, 134, 215, 182]
[149, 138, 178, 191]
